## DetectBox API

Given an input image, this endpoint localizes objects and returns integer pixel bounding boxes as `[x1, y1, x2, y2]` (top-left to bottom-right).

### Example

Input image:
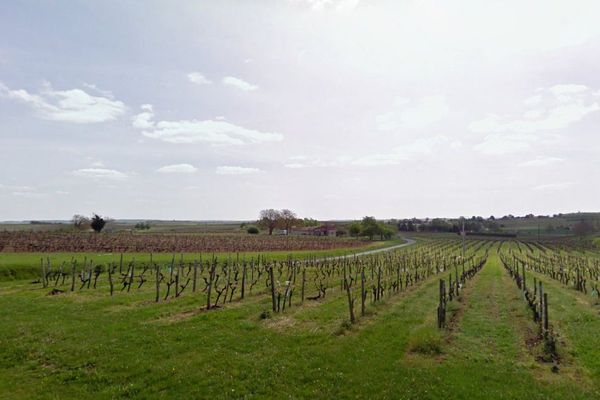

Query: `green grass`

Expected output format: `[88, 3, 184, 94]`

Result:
[0, 238, 405, 282]
[433, 255, 594, 398]
[1, 247, 600, 398]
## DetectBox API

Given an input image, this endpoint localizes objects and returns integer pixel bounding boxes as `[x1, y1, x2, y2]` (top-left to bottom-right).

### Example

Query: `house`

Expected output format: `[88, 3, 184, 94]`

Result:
[291, 223, 336, 237]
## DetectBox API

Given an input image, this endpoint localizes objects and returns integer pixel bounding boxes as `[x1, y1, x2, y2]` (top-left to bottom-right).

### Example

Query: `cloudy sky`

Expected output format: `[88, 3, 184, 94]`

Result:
[1, 0, 599, 221]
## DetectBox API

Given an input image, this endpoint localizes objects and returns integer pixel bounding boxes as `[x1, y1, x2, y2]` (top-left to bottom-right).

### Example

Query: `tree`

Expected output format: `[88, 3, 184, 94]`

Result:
[348, 222, 362, 238]
[378, 224, 395, 240]
[258, 209, 282, 235]
[301, 218, 320, 227]
[571, 220, 593, 236]
[279, 209, 297, 235]
[90, 214, 106, 233]
[72, 214, 90, 230]
[135, 222, 151, 230]
[361, 216, 380, 240]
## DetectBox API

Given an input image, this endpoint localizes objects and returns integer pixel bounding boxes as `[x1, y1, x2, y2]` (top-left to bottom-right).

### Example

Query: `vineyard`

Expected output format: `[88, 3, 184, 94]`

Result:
[1, 236, 600, 398]
[0, 231, 368, 253]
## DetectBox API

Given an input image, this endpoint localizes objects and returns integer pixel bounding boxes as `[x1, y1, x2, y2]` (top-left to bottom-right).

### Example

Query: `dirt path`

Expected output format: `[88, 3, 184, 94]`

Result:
[314, 236, 416, 262]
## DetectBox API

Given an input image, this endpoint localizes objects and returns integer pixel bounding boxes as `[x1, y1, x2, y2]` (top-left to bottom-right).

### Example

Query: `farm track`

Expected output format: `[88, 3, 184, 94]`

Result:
[313, 236, 416, 262]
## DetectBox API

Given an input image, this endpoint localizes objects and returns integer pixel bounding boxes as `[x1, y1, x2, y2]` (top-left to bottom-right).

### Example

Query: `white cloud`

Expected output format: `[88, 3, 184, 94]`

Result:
[352, 135, 450, 166]
[548, 84, 588, 96]
[283, 156, 350, 169]
[468, 114, 502, 133]
[0, 185, 46, 199]
[131, 104, 155, 129]
[157, 164, 198, 174]
[289, 155, 308, 161]
[376, 95, 449, 131]
[284, 163, 308, 169]
[473, 133, 538, 155]
[82, 83, 114, 98]
[72, 168, 128, 180]
[470, 84, 600, 134]
[0, 185, 45, 199]
[533, 182, 573, 191]
[187, 72, 212, 85]
[518, 157, 564, 167]
[216, 166, 262, 175]
[11, 191, 46, 198]
[132, 105, 283, 145]
[222, 76, 258, 91]
[290, 0, 361, 11]
[0, 81, 126, 123]
[283, 137, 453, 168]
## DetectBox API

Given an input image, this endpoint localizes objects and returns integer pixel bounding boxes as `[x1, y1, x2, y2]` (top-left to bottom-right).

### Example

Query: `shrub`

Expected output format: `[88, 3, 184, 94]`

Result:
[91, 214, 106, 233]
[247, 226, 260, 234]
[134, 222, 151, 230]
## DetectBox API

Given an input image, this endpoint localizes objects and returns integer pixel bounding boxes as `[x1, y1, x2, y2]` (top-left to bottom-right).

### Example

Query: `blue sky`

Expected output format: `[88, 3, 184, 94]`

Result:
[1, 0, 600, 220]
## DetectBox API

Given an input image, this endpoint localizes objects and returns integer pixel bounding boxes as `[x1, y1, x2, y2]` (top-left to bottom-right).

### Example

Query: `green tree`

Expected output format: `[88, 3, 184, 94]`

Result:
[361, 216, 379, 240]
[378, 224, 395, 240]
[348, 222, 362, 238]
[90, 214, 106, 233]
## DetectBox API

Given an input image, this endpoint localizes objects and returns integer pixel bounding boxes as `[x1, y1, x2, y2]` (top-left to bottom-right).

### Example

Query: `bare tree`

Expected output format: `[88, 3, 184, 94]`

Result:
[259, 209, 282, 235]
[571, 220, 594, 236]
[279, 209, 297, 235]
[72, 214, 90, 230]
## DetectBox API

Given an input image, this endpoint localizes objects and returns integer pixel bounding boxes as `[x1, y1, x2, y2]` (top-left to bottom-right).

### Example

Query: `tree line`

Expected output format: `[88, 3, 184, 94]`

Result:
[348, 217, 395, 240]
[256, 209, 319, 235]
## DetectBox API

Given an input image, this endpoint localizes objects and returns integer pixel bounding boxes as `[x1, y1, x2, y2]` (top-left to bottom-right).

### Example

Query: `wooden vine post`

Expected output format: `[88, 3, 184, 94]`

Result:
[240, 260, 247, 299]
[155, 262, 160, 302]
[361, 266, 366, 316]
[269, 265, 277, 312]
[343, 263, 355, 324]
[70, 260, 76, 292]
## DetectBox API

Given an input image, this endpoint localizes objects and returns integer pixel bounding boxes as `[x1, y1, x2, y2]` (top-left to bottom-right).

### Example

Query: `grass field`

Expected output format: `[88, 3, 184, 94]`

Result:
[1, 238, 600, 399]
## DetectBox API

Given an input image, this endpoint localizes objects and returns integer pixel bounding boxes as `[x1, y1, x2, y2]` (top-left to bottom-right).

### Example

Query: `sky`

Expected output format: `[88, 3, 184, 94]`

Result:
[1, 0, 600, 221]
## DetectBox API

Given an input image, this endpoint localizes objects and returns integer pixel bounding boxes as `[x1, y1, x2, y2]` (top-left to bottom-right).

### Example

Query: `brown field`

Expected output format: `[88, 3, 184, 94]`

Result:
[0, 231, 368, 253]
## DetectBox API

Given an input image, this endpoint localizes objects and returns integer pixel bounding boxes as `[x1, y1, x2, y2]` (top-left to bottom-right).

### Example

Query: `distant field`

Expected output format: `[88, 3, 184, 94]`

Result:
[497, 213, 600, 236]
[0, 221, 249, 234]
